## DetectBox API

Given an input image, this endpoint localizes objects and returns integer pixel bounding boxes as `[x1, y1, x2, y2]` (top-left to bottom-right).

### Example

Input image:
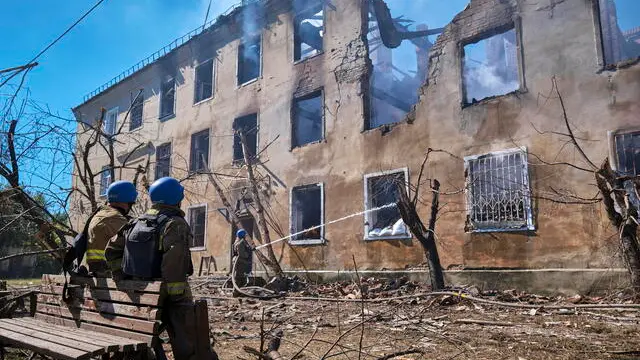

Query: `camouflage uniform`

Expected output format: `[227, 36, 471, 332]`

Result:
[105, 204, 196, 360]
[232, 237, 253, 293]
[82, 205, 128, 277]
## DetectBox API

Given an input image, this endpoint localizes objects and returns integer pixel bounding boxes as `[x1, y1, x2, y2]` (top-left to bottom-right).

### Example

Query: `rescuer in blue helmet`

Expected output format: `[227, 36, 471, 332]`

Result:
[232, 228, 253, 297]
[105, 177, 207, 359]
[81, 180, 137, 277]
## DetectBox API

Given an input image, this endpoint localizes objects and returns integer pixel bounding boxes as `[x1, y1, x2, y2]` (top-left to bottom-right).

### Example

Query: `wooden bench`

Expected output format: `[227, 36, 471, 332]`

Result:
[0, 274, 212, 359]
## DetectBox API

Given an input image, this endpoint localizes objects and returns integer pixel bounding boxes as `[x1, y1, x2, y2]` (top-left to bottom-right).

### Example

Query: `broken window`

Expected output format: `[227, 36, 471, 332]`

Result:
[104, 107, 118, 135]
[294, 3, 324, 61]
[292, 90, 323, 148]
[290, 183, 324, 245]
[99, 166, 112, 196]
[159, 77, 176, 119]
[462, 27, 520, 105]
[364, 169, 409, 240]
[194, 59, 214, 103]
[188, 205, 207, 249]
[190, 129, 209, 173]
[233, 114, 258, 164]
[365, 1, 467, 129]
[598, 0, 640, 65]
[238, 36, 261, 85]
[465, 149, 533, 232]
[130, 91, 143, 131]
[155, 142, 172, 180]
[614, 131, 640, 175]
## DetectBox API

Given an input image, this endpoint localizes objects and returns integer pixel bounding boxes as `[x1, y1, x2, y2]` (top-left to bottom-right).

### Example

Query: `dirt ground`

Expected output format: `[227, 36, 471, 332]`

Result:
[193, 278, 640, 360]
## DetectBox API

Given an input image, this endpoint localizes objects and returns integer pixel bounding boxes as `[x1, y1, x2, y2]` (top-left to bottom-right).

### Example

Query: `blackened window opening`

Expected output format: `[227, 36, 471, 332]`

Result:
[190, 130, 209, 173]
[160, 77, 176, 119]
[294, 4, 324, 61]
[238, 36, 261, 84]
[155, 143, 172, 180]
[291, 184, 322, 241]
[195, 60, 214, 103]
[189, 206, 206, 248]
[233, 114, 258, 164]
[292, 90, 323, 148]
[366, 172, 407, 238]
[599, 0, 640, 65]
[615, 132, 640, 176]
[130, 92, 144, 131]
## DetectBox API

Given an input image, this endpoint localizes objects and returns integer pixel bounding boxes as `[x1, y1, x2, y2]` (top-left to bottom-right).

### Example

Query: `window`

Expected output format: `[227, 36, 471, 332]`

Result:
[233, 114, 258, 164]
[99, 166, 112, 196]
[104, 107, 118, 135]
[598, 0, 640, 65]
[194, 60, 214, 103]
[364, 169, 409, 240]
[238, 36, 261, 85]
[614, 131, 640, 175]
[462, 27, 520, 105]
[464, 149, 533, 232]
[190, 130, 209, 173]
[160, 77, 176, 119]
[290, 183, 324, 245]
[155, 142, 172, 180]
[188, 205, 207, 250]
[292, 90, 323, 148]
[130, 92, 143, 131]
[294, 3, 324, 61]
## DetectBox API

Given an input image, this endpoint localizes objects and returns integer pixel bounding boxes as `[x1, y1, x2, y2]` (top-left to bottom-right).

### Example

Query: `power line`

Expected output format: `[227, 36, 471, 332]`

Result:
[0, 0, 106, 90]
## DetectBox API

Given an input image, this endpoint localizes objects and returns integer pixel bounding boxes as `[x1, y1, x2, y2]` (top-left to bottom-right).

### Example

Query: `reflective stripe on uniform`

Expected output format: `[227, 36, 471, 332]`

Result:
[86, 249, 106, 261]
[166, 281, 187, 295]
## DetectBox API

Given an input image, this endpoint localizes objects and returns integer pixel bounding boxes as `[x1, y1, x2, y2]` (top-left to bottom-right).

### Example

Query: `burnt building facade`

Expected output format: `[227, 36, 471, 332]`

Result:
[72, 0, 640, 291]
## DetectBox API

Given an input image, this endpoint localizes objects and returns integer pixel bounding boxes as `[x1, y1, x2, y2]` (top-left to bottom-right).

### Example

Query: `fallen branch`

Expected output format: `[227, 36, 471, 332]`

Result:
[454, 318, 515, 326]
[0, 247, 66, 262]
[376, 349, 425, 360]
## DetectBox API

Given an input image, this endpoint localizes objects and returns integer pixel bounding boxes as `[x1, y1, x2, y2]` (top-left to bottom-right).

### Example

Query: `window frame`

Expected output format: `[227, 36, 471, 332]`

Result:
[129, 91, 144, 132]
[187, 203, 208, 251]
[232, 113, 259, 165]
[291, 89, 325, 149]
[159, 77, 176, 121]
[155, 142, 172, 180]
[99, 165, 112, 197]
[458, 19, 527, 108]
[463, 147, 534, 233]
[363, 167, 411, 241]
[104, 107, 118, 135]
[289, 183, 325, 246]
[608, 128, 640, 174]
[592, 0, 640, 69]
[193, 58, 215, 105]
[237, 34, 263, 87]
[189, 129, 210, 174]
[293, 3, 325, 63]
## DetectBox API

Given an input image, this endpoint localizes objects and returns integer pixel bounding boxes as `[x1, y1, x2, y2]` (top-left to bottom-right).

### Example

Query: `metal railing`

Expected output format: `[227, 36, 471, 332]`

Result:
[81, 1, 248, 104]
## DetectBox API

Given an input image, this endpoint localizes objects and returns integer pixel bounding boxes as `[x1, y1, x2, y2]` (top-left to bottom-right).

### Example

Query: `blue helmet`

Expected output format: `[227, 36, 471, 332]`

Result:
[236, 229, 247, 239]
[149, 177, 184, 206]
[106, 181, 138, 203]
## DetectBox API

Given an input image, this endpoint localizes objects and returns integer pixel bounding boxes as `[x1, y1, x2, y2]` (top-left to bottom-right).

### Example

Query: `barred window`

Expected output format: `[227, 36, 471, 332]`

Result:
[188, 205, 207, 250]
[465, 149, 533, 232]
[130, 91, 143, 131]
[155, 142, 172, 180]
[614, 131, 640, 176]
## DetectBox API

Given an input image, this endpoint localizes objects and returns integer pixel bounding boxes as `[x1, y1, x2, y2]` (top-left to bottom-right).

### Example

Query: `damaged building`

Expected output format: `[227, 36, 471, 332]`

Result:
[71, 0, 640, 292]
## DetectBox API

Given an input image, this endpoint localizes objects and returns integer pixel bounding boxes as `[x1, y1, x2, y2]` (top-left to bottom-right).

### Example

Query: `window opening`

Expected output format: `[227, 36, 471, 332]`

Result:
[465, 149, 533, 232]
[290, 184, 324, 244]
[194, 60, 214, 103]
[292, 90, 323, 148]
[598, 0, 640, 65]
[130, 92, 143, 131]
[160, 77, 176, 119]
[189, 206, 207, 249]
[155, 142, 172, 180]
[190, 130, 209, 173]
[364, 170, 408, 240]
[614, 131, 640, 175]
[294, 4, 324, 61]
[104, 107, 118, 135]
[462, 27, 520, 104]
[233, 114, 258, 164]
[99, 166, 112, 196]
[238, 36, 261, 85]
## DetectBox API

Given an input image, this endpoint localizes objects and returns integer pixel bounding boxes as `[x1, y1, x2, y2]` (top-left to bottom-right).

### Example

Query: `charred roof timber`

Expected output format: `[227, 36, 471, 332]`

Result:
[371, 0, 444, 49]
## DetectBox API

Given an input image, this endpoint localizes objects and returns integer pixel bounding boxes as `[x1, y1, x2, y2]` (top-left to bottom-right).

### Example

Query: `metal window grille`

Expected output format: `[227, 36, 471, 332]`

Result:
[155, 143, 172, 180]
[190, 130, 209, 172]
[130, 92, 144, 131]
[188, 206, 207, 249]
[614, 131, 640, 176]
[465, 149, 533, 232]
